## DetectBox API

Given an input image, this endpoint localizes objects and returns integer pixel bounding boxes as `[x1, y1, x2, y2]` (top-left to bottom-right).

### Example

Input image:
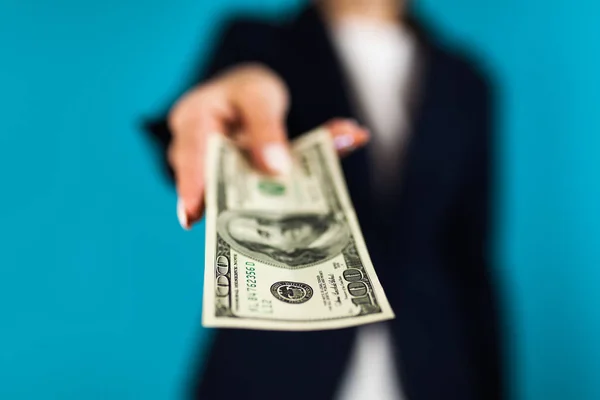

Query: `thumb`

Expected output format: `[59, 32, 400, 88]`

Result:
[228, 65, 291, 175]
[244, 116, 291, 176]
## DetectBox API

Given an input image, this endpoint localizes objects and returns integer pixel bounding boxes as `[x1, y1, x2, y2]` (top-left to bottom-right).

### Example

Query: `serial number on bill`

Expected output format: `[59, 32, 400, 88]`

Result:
[246, 262, 273, 314]
[246, 262, 258, 300]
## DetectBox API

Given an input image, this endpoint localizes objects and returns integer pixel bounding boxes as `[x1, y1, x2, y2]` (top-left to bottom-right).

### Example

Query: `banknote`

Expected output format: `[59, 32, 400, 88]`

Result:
[202, 128, 394, 330]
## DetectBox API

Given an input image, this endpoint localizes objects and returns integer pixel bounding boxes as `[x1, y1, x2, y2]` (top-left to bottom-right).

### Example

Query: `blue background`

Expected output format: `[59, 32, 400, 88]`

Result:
[1, 0, 598, 399]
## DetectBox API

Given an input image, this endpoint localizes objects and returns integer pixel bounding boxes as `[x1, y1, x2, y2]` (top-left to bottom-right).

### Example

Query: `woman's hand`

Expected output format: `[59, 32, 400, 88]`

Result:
[168, 63, 369, 229]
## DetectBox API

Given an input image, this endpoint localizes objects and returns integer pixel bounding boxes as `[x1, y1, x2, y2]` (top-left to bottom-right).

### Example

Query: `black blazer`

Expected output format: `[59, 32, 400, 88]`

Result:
[147, 5, 502, 400]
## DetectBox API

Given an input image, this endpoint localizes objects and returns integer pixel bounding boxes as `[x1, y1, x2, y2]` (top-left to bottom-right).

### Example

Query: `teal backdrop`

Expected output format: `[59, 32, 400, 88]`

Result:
[1, 0, 598, 399]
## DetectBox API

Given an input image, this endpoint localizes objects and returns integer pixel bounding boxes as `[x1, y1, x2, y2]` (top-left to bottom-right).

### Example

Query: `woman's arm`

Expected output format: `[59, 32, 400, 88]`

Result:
[144, 19, 368, 229]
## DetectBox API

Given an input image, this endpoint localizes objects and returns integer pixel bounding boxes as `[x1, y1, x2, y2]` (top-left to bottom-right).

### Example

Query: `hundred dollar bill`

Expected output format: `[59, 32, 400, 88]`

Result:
[202, 128, 394, 330]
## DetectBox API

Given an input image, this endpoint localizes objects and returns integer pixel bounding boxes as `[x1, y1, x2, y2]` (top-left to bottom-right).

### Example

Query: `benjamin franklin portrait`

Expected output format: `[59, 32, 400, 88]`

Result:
[217, 211, 350, 268]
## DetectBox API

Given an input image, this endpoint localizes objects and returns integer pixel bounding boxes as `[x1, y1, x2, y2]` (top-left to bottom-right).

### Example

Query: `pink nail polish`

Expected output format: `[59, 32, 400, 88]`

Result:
[333, 134, 355, 150]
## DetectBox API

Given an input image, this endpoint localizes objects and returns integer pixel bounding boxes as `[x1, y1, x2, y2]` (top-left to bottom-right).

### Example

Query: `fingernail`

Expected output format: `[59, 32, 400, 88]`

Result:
[177, 198, 190, 231]
[262, 144, 292, 175]
[333, 133, 355, 151]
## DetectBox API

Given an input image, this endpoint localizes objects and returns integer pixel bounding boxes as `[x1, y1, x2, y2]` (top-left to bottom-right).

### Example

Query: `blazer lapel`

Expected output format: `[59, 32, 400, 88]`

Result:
[287, 5, 375, 224]
[287, 5, 356, 126]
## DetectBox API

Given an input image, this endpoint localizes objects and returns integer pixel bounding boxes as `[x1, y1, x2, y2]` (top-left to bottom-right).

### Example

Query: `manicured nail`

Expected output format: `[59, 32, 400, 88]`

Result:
[333, 134, 355, 151]
[177, 198, 190, 230]
[262, 144, 292, 175]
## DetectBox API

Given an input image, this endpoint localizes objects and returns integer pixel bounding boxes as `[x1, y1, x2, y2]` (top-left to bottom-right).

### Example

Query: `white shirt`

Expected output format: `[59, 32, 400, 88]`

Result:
[332, 18, 415, 193]
[330, 18, 416, 400]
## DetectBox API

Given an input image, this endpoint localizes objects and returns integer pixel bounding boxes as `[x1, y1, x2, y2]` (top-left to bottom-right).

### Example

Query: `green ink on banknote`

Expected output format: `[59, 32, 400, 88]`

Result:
[258, 180, 286, 196]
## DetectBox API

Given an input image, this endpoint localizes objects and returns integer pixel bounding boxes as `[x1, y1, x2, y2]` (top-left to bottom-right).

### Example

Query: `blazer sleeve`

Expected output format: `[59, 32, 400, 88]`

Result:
[461, 72, 493, 277]
[448, 68, 503, 397]
[143, 20, 258, 180]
